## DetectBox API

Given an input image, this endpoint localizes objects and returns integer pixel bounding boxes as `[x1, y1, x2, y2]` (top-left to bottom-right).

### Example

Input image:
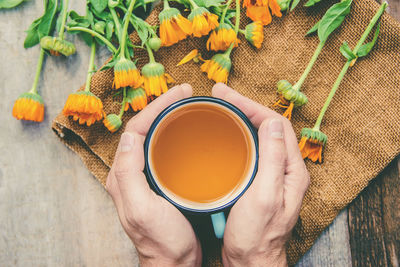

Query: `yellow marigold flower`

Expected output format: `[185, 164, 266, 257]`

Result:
[201, 53, 231, 84]
[63, 91, 105, 126]
[142, 62, 175, 97]
[40, 36, 76, 56]
[12, 92, 44, 122]
[114, 58, 143, 89]
[273, 80, 307, 120]
[125, 87, 148, 112]
[243, 0, 282, 25]
[206, 23, 240, 51]
[244, 21, 264, 48]
[103, 114, 122, 133]
[159, 8, 192, 46]
[188, 7, 219, 37]
[298, 128, 327, 163]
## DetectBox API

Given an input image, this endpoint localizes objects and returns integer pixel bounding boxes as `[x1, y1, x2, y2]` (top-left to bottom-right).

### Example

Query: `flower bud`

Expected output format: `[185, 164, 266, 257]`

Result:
[94, 21, 106, 34]
[40, 36, 76, 56]
[301, 128, 327, 145]
[277, 0, 289, 11]
[148, 37, 162, 52]
[108, 0, 119, 8]
[276, 80, 308, 107]
[103, 114, 122, 133]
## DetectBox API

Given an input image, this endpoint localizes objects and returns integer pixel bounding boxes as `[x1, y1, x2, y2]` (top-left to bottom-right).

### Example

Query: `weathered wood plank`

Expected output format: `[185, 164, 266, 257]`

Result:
[296, 210, 352, 267]
[348, 157, 400, 267]
[347, 0, 400, 266]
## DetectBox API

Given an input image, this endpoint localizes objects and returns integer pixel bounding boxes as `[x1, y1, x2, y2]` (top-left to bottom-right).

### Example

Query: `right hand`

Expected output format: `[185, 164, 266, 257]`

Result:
[212, 83, 310, 267]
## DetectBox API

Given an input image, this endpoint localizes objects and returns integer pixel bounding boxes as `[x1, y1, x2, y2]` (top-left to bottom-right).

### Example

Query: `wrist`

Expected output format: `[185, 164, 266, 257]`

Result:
[139, 246, 202, 267]
[222, 247, 287, 267]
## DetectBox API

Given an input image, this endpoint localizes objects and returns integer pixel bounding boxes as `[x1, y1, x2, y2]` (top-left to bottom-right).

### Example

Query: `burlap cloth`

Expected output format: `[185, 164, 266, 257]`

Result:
[52, 0, 400, 265]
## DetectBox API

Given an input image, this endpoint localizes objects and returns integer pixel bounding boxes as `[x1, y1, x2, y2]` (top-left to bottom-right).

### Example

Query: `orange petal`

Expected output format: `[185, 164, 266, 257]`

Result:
[177, 49, 199, 66]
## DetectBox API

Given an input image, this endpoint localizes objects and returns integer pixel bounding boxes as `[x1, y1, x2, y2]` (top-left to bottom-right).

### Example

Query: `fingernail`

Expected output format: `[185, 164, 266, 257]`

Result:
[120, 133, 135, 152]
[269, 119, 283, 139]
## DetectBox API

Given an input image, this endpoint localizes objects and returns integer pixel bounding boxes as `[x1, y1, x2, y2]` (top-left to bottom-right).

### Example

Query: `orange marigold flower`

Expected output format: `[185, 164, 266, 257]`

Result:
[273, 80, 307, 120]
[201, 53, 231, 84]
[206, 23, 240, 51]
[142, 62, 175, 97]
[63, 91, 105, 126]
[12, 92, 44, 122]
[124, 87, 148, 112]
[188, 7, 219, 37]
[298, 128, 327, 163]
[159, 8, 192, 46]
[244, 21, 264, 48]
[243, 0, 282, 25]
[103, 114, 122, 133]
[114, 58, 143, 89]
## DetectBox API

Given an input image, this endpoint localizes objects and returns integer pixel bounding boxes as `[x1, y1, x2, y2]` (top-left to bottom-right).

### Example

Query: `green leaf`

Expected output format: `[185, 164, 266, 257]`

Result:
[195, 0, 224, 8]
[317, 0, 352, 43]
[357, 22, 380, 57]
[100, 56, 118, 71]
[130, 15, 149, 45]
[340, 42, 356, 61]
[0, 0, 25, 9]
[37, 0, 58, 39]
[89, 0, 108, 13]
[105, 21, 114, 40]
[24, 17, 43, 48]
[290, 0, 301, 11]
[55, 0, 64, 33]
[304, 0, 322, 7]
[306, 21, 319, 36]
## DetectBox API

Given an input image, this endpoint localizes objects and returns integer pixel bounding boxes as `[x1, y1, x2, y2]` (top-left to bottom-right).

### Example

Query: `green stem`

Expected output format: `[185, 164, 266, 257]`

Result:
[29, 48, 45, 94]
[58, 0, 70, 39]
[238, 29, 245, 34]
[120, 0, 137, 59]
[66, 26, 118, 54]
[163, 0, 170, 9]
[119, 88, 127, 118]
[146, 43, 156, 62]
[220, 0, 233, 23]
[187, 0, 199, 9]
[293, 41, 325, 91]
[110, 7, 123, 41]
[84, 41, 96, 92]
[225, 43, 234, 56]
[234, 0, 240, 34]
[353, 1, 388, 54]
[313, 2, 387, 130]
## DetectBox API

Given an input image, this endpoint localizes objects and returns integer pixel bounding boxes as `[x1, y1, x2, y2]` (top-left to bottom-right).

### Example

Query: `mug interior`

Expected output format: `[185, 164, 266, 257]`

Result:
[145, 97, 258, 213]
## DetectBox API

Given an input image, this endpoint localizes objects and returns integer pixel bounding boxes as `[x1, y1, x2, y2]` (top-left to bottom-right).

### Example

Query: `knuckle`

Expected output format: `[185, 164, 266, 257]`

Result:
[114, 164, 130, 180]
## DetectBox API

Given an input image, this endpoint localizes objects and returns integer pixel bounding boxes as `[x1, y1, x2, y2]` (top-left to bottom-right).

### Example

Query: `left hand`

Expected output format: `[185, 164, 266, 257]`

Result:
[106, 84, 202, 267]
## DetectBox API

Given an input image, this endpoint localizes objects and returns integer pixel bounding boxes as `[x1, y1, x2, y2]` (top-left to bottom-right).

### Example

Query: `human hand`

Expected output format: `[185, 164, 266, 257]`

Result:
[106, 84, 202, 267]
[212, 83, 310, 267]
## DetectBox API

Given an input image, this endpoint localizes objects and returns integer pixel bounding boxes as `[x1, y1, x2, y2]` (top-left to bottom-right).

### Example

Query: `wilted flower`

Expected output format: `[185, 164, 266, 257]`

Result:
[12, 92, 44, 122]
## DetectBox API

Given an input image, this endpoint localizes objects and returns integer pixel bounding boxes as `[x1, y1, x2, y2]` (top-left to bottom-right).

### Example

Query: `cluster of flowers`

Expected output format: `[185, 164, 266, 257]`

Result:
[13, 0, 282, 134]
[174, 0, 281, 83]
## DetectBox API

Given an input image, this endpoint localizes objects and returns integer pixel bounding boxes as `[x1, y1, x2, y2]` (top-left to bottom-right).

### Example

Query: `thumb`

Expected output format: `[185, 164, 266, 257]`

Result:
[252, 119, 287, 202]
[113, 132, 152, 208]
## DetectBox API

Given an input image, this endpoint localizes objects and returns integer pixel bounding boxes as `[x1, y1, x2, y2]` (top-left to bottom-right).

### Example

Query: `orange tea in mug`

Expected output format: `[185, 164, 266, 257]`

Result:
[144, 97, 258, 238]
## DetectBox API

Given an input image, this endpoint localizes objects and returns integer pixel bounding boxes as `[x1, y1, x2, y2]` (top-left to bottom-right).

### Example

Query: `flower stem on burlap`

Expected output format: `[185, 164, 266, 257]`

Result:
[299, 2, 388, 163]
[313, 2, 387, 131]
[84, 42, 97, 92]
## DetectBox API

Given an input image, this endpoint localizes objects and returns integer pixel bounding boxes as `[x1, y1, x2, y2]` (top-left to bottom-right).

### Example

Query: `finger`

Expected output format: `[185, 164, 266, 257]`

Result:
[106, 171, 127, 225]
[126, 83, 193, 136]
[113, 132, 153, 210]
[246, 119, 287, 213]
[212, 83, 304, 167]
[212, 83, 275, 128]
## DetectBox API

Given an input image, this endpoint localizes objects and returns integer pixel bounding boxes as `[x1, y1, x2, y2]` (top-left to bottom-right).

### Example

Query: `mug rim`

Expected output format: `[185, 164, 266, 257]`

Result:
[144, 96, 259, 214]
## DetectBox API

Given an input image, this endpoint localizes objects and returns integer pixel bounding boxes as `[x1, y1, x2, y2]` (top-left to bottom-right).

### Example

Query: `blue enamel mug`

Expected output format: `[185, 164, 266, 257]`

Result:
[144, 96, 258, 238]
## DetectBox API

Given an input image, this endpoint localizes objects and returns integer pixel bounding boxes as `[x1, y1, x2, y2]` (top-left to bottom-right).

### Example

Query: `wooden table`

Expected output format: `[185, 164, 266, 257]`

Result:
[0, 1, 398, 266]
